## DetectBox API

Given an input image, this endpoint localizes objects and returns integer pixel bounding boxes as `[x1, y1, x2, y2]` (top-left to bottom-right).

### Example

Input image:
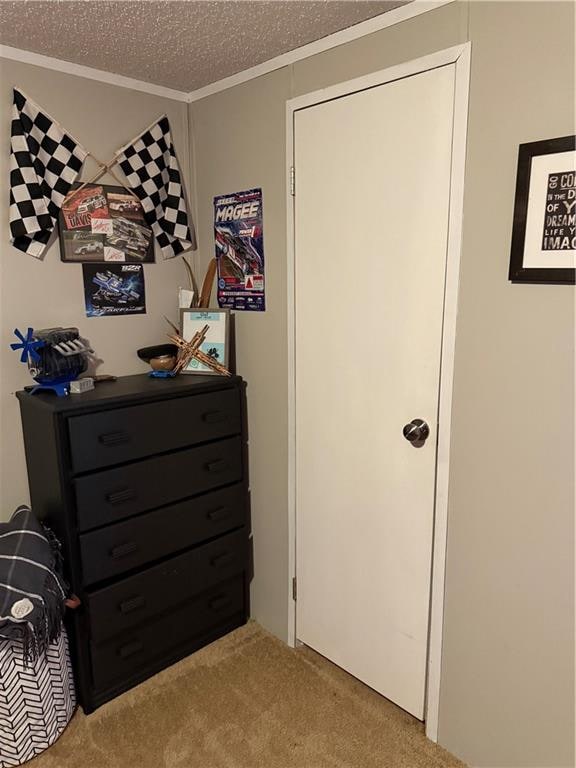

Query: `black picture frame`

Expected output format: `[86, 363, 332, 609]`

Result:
[58, 183, 155, 264]
[509, 135, 575, 284]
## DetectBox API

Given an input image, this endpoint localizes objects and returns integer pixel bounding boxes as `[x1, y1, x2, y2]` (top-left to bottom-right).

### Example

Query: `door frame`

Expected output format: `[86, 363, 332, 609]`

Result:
[286, 43, 471, 742]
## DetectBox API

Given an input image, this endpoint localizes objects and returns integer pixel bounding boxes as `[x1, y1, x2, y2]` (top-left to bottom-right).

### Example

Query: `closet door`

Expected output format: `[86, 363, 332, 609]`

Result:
[294, 64, 456, 719]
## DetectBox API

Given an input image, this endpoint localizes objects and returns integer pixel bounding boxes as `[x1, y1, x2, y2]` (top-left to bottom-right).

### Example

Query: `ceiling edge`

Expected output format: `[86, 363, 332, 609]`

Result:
[0, 44, 190, 101]
[0, 1, 452, 104]
[185, 0, 451, 103]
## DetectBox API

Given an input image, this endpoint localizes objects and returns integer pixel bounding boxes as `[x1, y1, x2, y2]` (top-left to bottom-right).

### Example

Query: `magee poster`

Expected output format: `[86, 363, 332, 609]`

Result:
[214, 188, 265, 311]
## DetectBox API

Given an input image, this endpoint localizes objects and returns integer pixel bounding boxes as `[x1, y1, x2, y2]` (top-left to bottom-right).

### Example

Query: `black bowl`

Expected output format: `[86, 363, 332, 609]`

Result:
[137, 344, 179, 363]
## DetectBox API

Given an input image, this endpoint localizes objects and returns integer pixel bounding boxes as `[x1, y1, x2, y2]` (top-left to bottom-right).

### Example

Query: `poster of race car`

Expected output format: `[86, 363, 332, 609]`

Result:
[82, 263, 146, 317]
[214, 187, 265, 311]
[59, 183, 154, 263]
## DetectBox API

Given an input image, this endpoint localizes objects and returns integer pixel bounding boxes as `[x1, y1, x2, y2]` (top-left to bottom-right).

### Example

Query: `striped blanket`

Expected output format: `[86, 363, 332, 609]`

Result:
[0, 506, 67, 662]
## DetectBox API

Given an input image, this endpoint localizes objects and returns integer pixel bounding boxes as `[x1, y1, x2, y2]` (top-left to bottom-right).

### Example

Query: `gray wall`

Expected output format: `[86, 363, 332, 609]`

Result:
[0, 3, 573, 766]
[190, 2, 575, 766]
[440, 3, 575, 767]
[190, 67, 292, 640]
[0, 60, 195, 518]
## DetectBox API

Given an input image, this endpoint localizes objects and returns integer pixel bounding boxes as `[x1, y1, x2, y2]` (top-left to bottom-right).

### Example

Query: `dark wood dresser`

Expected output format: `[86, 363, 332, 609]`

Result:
[16, 374, 250, 713]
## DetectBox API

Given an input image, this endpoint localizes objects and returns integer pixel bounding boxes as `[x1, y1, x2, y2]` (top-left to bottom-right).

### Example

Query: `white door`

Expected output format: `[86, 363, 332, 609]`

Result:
[294, 64, 456, 719]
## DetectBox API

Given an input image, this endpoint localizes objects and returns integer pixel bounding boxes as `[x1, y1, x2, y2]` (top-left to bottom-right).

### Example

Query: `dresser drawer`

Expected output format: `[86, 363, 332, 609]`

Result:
[90, 576, 245, 692]
[86, 528, 247, 643]
[75, 437, 242, 532]
[80, 484, 247, 586]
[68, 388, 241, 474]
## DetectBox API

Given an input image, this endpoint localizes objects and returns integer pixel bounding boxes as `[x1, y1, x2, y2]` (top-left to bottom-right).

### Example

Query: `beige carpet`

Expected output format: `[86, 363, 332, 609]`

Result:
[30, 622, 465, 768]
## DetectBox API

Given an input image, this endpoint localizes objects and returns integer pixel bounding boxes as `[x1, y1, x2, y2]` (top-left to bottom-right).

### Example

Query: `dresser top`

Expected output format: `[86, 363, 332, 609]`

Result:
[16, 373, 243, 414]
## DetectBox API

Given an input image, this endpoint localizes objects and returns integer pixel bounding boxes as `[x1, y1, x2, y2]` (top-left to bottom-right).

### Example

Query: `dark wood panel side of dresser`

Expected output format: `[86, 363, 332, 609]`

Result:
[16, 375, 251, 713]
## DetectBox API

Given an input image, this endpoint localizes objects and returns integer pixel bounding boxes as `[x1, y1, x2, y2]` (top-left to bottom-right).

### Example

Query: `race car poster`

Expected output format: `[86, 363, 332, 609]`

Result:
[59, 183, 154, 263]
[214, 188, 265, 311]
[82, 263, 146, 317]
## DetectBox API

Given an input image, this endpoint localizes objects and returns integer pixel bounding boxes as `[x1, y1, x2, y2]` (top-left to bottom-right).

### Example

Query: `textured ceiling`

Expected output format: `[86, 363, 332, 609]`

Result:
[0, 1, 409, 93]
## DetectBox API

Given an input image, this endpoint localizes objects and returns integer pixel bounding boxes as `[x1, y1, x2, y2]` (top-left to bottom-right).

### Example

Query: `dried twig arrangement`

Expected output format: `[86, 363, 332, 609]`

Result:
[198, 258, 217, 308]
[181, 256, 198, 294]
[162, 314, 180, 334]
[168, 325, 231, 377]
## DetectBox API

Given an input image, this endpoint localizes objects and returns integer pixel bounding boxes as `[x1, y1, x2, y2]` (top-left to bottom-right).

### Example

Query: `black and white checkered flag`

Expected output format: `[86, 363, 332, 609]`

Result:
[9, 89, 88, 258]
[115, 116, 194, 259]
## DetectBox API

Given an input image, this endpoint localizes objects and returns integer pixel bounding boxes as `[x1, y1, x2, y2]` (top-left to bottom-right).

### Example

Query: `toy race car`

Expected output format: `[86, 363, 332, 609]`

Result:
[77, 194, 107, 215]
[215, 225, 262, 276]
[109, 198, 140, 213]
[92, 270, 140, 306]
[74, 241, 103, 256]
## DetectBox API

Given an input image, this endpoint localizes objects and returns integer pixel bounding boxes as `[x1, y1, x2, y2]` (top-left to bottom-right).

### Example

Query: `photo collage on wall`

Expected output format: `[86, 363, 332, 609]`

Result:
[58, 183, 152, 316]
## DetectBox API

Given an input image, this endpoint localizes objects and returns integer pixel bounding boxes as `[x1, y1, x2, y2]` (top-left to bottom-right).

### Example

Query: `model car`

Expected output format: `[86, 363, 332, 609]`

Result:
[215, 226, 262, 276]
[77, 194, 107, 215]
[73, 241, 103, 256]
[112, 218, 151, 244]
[92, 270, 140, 305]
[109, 199, 140, 213]
[108, 235, 148, 258]
[124, 237, 148, 255]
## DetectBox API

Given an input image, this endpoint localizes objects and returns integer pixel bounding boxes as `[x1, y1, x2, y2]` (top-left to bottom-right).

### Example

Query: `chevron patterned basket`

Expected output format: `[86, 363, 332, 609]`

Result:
[0, 627, 76, 767]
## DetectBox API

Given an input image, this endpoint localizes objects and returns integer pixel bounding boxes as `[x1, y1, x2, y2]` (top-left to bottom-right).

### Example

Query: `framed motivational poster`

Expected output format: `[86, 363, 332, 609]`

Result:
[509, 135, 575, 284]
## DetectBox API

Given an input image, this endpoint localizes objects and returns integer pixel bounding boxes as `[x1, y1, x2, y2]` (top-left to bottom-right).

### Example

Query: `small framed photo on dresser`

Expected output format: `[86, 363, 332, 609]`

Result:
[180, 309, 230, 375]
[509, 135, 575, 284]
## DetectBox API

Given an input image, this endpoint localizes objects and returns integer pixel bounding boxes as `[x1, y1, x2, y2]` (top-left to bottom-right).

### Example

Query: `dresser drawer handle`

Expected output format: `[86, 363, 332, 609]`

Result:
[210, 551, 234, 568]
[98, 431, 131, 446]
[206, 506, 231, 522]
[119, 595, 146, 615]
[209, 595, 232, 611]
[106, 488, 136, 506]
[205, 459, 228, 473]
[110, 541, 138, 559]
[202, 410, 226, 424]
[118, 640, 144, 659]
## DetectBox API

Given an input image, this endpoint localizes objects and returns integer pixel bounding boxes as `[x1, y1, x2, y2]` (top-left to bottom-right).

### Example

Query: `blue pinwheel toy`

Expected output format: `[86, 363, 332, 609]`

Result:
[11, 327, 93, 396]
[11, 328, 44, 365]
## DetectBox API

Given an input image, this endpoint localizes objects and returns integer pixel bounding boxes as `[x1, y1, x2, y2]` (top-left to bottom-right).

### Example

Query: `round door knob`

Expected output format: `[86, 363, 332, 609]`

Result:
[403, 419, 430, 443]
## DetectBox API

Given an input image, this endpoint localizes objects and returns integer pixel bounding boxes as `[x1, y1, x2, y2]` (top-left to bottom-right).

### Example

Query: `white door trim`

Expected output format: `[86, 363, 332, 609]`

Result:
[286, 42, 471, 743]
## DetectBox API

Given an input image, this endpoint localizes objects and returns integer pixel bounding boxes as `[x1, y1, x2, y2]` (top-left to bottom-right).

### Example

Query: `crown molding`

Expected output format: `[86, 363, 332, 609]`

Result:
[186, 1, 454, 103]
[0, 44, 189, 102]
[0, 1, 454, 105]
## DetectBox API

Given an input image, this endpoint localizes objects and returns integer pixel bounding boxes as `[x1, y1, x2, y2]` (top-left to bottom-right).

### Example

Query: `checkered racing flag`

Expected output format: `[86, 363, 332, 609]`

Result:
[9, 88, 88, 258]
[115, 116, 194, 259]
